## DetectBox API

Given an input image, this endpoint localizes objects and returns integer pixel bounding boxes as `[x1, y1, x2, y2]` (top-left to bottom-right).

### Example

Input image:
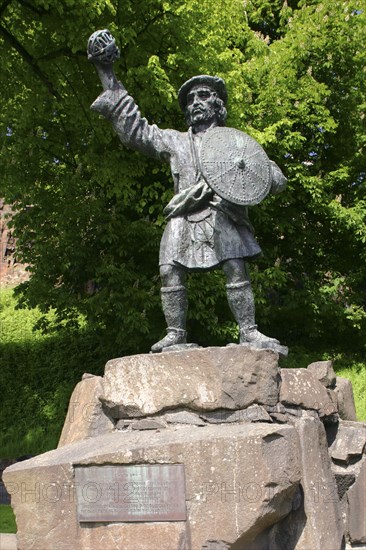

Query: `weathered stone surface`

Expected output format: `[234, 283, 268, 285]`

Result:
[130, 418, 167, 430]
[292, 414, 345, 550]
[269, 406, 317, 425]
[327, 387, 339, 409]
[115, 418, 131, 430]
[240, 404, 272, 422]
[332, 463, 356, 499]
[75, 523, 187, 550]
[201, 540, 230, 550]
[265, 403, 286, 414]
[164, 411, 206, 426]
[233, 497, 308, 550]
[348, 457, 366, 544]
[58, 375, 114, 447]
[282, 406, 303, 418]
[0, 534, 17, 550]
[270, 412, 288, 424]
[280, 368, 338, 416]
[307, 360, 336, 388]
[200, 405, 272, 424]
[329, 420, 366, 463]
[334, 377, 357, 421]
[268, 498, 307, 550]
[4, 423, 300, 550]
[330, 454, 366, 544]
[81, 372, 96, 380]
[101, 346, 280, 418]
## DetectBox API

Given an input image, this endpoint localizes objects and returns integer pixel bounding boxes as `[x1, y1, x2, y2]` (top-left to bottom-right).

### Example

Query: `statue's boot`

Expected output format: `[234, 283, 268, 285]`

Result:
[151, 286, 188, 353]
[226, 281, 280, 348]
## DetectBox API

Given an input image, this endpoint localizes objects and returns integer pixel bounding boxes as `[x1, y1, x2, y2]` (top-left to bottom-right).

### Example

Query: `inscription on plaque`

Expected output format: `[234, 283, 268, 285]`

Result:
[74, 464, 186, 522]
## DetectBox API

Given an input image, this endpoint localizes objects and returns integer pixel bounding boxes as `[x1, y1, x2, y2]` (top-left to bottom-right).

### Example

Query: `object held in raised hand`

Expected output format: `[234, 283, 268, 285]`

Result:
[87, 29, 120, 90]
[87, 29, 120, 65]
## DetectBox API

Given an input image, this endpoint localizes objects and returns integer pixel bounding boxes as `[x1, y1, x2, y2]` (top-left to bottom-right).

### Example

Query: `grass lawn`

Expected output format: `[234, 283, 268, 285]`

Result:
[0, 504, 16, 533]
[336, 362, 366, 421]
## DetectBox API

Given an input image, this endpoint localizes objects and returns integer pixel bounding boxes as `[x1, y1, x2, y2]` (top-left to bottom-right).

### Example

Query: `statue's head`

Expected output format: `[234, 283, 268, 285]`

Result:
[178, 75, 227, 128]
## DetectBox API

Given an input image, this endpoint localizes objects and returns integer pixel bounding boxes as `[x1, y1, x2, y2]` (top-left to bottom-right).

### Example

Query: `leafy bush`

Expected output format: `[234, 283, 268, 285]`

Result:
[0, 288, 114, 457]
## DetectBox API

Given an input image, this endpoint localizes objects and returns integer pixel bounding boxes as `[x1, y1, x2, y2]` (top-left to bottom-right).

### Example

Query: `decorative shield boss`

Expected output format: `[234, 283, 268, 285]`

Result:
[200, 127, 272, 206]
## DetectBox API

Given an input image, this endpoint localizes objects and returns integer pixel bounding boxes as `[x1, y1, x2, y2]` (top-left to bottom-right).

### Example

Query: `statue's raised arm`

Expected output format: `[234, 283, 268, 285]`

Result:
[88, 29, 174, 160]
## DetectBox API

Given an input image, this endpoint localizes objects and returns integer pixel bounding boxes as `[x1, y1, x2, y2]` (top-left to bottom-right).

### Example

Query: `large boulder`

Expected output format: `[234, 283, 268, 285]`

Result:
[267, 414, 345, 550]
[58, 374, 114, 447]
[280, 368, 337, 416]
[347, 457, 366, 544]
[294, 415, 345, 549]
[328, 421, 366, 464]
[307, 360, 336, 388]
[3, 423, 300, 550]
[334, 377, 357, 421]
[328, 420, 366, 546]
[101, 346, 280, 418]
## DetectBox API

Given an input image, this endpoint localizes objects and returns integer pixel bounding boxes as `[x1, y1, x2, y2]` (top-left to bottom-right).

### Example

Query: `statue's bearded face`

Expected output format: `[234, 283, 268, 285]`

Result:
[185, 85, 218, 127]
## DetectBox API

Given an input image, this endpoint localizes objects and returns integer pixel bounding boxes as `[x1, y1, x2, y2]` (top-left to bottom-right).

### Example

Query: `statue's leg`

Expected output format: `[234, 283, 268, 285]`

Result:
[222, 259, 280, 347]
[151, 264, 188, 352]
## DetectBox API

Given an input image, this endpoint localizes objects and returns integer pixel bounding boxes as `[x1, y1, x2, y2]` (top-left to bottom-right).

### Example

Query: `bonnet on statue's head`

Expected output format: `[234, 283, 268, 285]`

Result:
[178, 75, 228, 111]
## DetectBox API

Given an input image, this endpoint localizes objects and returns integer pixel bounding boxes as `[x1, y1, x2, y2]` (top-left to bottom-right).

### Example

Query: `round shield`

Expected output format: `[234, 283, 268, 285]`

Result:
[200, 127, 272, 206]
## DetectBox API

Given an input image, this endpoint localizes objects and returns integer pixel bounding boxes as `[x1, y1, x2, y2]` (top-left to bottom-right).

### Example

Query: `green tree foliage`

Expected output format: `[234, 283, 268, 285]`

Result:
[0, 0, 365, 353]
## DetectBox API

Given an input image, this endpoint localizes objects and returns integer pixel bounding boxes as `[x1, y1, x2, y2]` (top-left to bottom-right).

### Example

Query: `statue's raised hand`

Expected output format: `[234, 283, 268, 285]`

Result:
[87, 29, 120, 65]
[87, 29, 120, 90]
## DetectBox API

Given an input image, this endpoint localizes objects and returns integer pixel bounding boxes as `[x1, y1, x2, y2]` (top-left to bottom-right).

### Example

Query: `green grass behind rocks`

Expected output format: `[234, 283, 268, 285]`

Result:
[0, 504, 16, 533]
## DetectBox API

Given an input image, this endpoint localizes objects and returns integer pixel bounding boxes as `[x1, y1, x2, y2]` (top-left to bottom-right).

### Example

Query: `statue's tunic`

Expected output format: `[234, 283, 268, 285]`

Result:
[91, 86, 283, 270]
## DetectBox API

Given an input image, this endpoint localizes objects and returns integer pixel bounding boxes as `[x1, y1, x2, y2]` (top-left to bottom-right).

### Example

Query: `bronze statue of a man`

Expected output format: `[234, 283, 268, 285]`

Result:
[88, 30, 287, 355]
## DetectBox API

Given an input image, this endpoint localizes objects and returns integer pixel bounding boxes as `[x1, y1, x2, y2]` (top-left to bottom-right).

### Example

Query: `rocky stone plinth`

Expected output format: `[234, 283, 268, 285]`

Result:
[58, 374, 114, 447]
[101, 346, 280, 417]
[334, 377, 358, 421]
[5, 423, 302, 550]
[4, 345, 365, 549]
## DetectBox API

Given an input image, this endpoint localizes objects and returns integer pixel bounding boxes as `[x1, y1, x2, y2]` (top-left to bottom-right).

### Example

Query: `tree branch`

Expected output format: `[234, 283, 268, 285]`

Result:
[135, 9, 169, 40]
[55, 60, 94, 131]
[0, 23, 62, 100]
[37, 47, 85, 61]
[38, 146, 77, 168]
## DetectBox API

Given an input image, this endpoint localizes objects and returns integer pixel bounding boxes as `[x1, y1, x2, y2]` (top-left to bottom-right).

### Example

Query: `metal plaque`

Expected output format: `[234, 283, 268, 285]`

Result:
[74, 464, 186, 522]
[200, 127, 272, 206]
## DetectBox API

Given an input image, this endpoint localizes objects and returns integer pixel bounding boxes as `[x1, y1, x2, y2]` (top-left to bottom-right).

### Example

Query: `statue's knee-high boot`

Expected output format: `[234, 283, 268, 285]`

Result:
[151, 286, 188, 352]
[226, 281, 280, 346]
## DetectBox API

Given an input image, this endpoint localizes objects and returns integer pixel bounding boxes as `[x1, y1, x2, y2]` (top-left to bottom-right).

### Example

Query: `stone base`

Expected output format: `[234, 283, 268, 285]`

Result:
[4, 423, 300, 550]
[0, 534, 17, 550]
[3, 346, 364, 549]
